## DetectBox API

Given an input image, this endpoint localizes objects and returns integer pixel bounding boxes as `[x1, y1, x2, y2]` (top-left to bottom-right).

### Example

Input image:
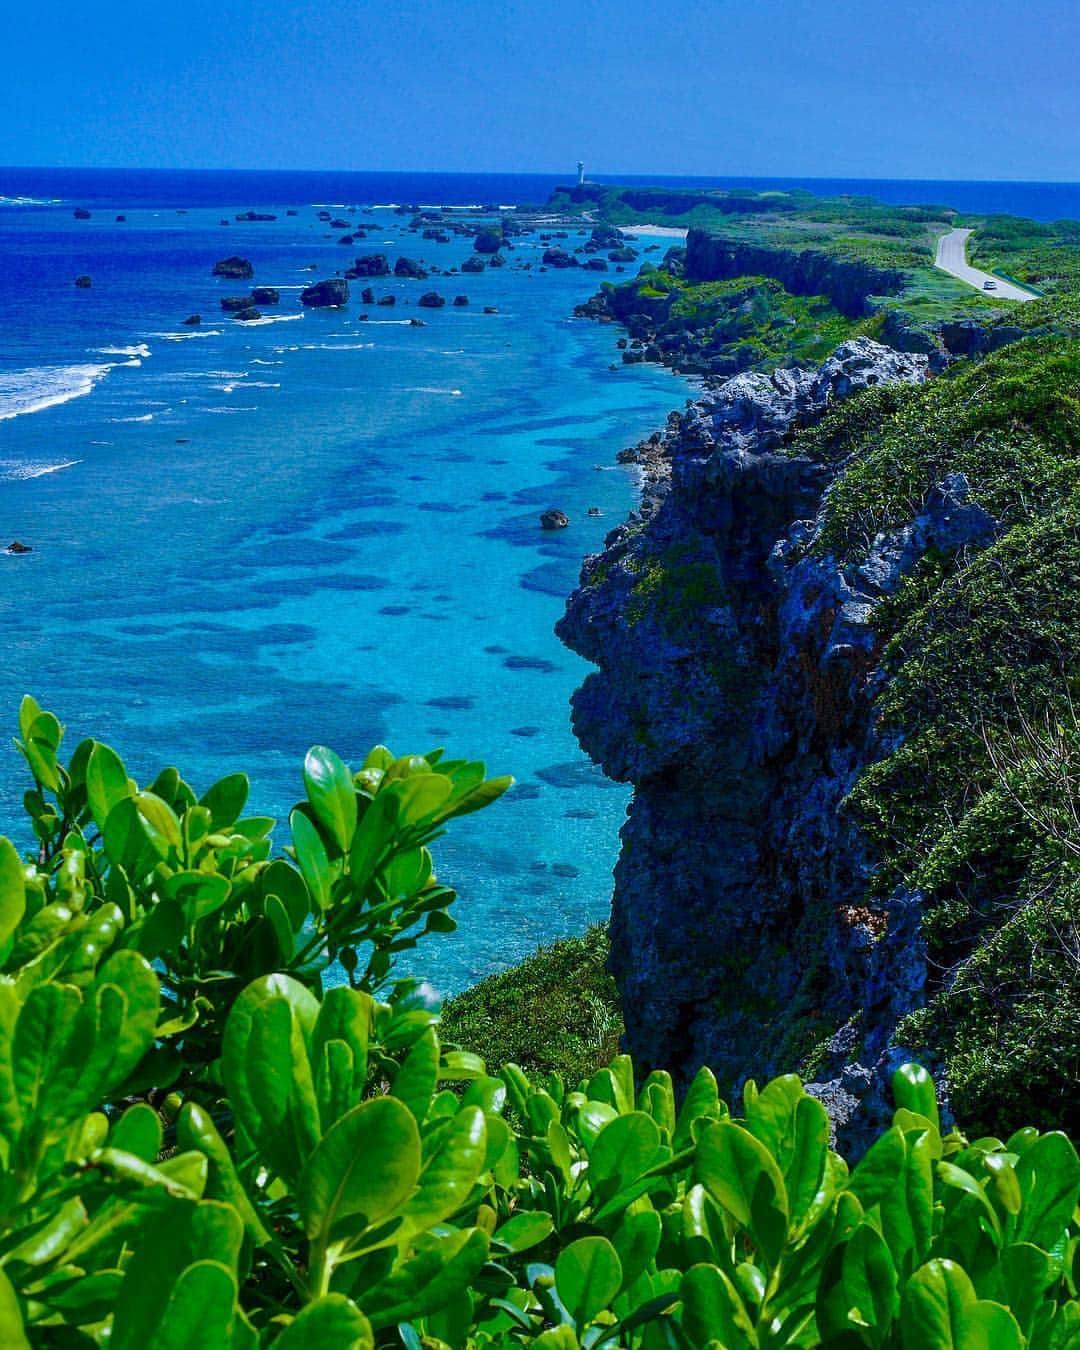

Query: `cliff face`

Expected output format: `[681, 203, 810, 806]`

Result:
[558, 338, 997, 1146]
[684, 228, 906, 318]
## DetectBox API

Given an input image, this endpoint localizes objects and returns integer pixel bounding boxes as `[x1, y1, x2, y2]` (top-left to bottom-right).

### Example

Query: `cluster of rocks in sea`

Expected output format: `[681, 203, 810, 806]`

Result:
[557, 335, 1002, 1150]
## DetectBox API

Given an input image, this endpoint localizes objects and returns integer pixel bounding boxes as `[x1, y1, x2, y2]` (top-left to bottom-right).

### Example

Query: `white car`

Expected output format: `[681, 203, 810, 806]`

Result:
[983, 280, 997, 289]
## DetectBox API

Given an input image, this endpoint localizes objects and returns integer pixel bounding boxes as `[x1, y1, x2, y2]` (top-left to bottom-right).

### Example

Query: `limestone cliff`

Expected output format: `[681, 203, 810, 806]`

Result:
[558, 338, 1002, 1146]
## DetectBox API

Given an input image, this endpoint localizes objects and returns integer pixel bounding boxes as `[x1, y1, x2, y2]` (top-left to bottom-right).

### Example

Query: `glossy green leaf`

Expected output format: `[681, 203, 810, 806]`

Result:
[275, 1296, 374, 1348]
[305, 746, 358, 852]
[696, 1119, 789, 1269]
[199, 772, 249, 830]
[0, 838, 25, 948]
[291, 808, 332, 910]
[86, 741, 133, 830]
[297, 1096, 421, 1240]
[555, 1235, 623, 1326]
[680, 1263, 756, 1348]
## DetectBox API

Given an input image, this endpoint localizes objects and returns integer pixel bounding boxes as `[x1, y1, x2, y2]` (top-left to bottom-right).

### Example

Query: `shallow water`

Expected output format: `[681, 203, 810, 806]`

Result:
[0, 190, 690, 991]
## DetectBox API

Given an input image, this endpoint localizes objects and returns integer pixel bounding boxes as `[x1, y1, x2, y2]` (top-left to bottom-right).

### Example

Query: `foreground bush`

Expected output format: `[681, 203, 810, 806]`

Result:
[0, 700, 1077, 1346]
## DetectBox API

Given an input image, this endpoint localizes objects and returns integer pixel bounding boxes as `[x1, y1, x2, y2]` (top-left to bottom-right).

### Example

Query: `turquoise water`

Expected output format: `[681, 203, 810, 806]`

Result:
[0, 194, 690, 991]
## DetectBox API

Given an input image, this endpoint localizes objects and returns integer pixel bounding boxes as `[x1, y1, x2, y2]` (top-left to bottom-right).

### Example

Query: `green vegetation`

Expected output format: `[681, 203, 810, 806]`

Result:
[1, 702, 1077, 1346]
[442, 926, 622, 1085]
[794, 336, 1080, 1135]
[559, 184, 1080, 342]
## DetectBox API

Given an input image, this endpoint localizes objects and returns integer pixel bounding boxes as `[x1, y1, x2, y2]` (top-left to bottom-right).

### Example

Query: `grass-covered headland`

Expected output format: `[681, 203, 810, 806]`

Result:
[0, 706, 1076, 1345]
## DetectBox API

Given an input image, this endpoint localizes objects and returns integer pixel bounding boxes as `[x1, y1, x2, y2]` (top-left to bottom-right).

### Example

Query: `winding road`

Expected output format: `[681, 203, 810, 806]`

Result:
[934, 227, 1038, 302]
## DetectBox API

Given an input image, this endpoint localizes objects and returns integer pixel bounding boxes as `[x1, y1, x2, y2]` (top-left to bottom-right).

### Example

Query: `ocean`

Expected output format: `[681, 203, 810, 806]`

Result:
[0, 168, 1076, 994]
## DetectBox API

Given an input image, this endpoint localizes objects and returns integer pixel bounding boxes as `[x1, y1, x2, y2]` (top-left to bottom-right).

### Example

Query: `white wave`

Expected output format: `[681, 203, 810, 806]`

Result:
[201, 405, 258, 414]
[237, 313, 304, 327]
[0, 363, 114, 421]
[95, 343, 151, 360]
[250, 358, 283, 366]
[407, 386, 463, 396]
[109, 413, 154, 423]
[155, 329, 223, 341]
[0, 458, 82, 480]
[0, 195, 62, 206]
[299, 342, 375, 351]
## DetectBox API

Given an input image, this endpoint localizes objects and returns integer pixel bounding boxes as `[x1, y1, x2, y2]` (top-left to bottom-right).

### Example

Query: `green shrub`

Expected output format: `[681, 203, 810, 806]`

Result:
[441, 926, 622, 1085]
[0, 702, 1076, 1346]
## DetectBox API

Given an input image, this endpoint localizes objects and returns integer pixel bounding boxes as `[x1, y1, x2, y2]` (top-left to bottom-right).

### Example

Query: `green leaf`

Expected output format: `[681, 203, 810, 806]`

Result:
[86, 742, 133, 830]
[402, 1105, 487, 1231]
[900, 1258, 1023, 1350]
[292, 808, 332, 910]
[222, 973, 321, 1183]
[842, 1222, 899, 1344]
[305, 746, 358, 852]
[679, 1263, 756, 1348]
[364, 1227, 489, 1330]
[0, 1266, 28, 1350]
[0, 838, 26, 947]
[297, 1096, 421, 1241]
[393, 1024, 439, 1123]
[611, 1207, 662, 1290]
[673, 1064, 722, 1150]
[554, 1235, 623, 1327]
[153, 1261, 237, 1350]
[110, 1102, 163, 1161]
[892, 1063, 941, 1132]
[1012, 1131, 1080, 1250]
[444, 774, 513, 819]
[589, 1111, 664, 1201]
[275, 1296, 374, 1349]
[199, 772, 249, 830]
[493, 1211, 555, 1254]
[696, 1119, 789, 1269]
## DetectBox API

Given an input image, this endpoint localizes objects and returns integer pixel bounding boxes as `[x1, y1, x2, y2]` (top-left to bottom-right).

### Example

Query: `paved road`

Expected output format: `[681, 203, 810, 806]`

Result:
[934, 227, 1038, 302]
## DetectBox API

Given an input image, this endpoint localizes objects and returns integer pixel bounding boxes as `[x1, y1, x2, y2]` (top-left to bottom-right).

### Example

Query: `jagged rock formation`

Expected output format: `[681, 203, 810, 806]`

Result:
[684, 229, 906, 317]
[556, 337, 996, 1147]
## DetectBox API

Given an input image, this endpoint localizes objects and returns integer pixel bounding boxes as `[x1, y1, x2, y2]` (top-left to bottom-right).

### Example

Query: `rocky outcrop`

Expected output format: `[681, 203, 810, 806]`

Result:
[74, 275, 92, 288]
[541, 509, 569, 530]
[418, 291, 446, 308]
[213, 257, 254, 279]
[251, 287, 280, 305]
[474, 230, 503, 254]
[394, 256, 428, 279]
[349, 254, 390, 278]
[300, 279, 349, 308]
[684, 229, 906, 318]
[557, 338, 977, 1149]
[235, 211, 276, 222]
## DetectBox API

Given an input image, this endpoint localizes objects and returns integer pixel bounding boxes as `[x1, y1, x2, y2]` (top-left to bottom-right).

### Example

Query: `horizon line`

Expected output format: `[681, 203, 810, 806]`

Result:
[1, 165, 1079, 188]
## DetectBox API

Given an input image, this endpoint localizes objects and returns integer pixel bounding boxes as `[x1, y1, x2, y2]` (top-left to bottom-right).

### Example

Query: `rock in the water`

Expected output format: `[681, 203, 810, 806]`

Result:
[409, 317, 426, 326]
[115, 214, 126, 222]
[461, 255, 486, 273]
[361, 287, 376, 305]
[234, 306, 262, 322]
[73, 208, 91, 220]
[182, 314, 201, 325]
[474, 229, 503, 254]
[484, 305, 498, 314]
[6, 541, 32, 554]
[220, 295, 255, 312]
[74, 275, 92, 288]
[453, 294, 469, 306]
[251, 286, 280, 305]
[377, 294, 396, 306]
[417, 291, 446, 308]
[350, 253, 390, 277]
[300, 278, 349, 308]
[585, 257, 609, 271]
[394, 256, 428, 279]
[542, 247, 576, 268]
[213, 256, 254, 279]
[235, 211, 276, 222]
[540, 509, 569, 530]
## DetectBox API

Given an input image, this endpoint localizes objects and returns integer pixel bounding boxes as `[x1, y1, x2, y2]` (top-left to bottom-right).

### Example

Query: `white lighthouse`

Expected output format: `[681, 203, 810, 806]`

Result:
[577, 161, 585, 186]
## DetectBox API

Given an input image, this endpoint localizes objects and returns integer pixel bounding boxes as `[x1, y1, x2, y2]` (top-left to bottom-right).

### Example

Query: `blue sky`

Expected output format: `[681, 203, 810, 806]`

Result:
[1, 0, 1076, 179]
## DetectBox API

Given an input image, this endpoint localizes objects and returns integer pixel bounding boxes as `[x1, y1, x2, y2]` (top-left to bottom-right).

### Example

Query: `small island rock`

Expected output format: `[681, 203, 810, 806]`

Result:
[540, 509, 569, 530]
[213, 256, 254, 279]
[300, 278, 349, 308]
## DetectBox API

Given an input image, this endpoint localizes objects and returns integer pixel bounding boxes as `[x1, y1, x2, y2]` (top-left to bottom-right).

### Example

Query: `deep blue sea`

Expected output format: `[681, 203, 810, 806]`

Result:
[0, 168, 1076, 993]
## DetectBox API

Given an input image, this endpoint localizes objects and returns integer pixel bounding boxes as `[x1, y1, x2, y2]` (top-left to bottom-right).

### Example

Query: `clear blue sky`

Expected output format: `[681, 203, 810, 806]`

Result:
[1, 0, 1076, 180]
